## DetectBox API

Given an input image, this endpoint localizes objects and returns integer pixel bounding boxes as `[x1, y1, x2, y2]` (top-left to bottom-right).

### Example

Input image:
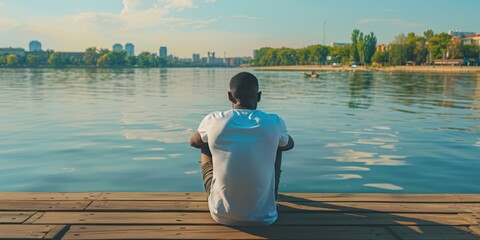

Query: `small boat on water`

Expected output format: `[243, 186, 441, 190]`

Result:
[303, 71, 319, 78]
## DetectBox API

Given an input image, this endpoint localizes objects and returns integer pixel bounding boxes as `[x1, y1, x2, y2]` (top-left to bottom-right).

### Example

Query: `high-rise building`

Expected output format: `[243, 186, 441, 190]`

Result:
[29, 40, 42, 52]
[125, 43, 135, 56]
[159, 46, 167, 58]
[192, 53, 200, 63]
[112, 43, 123, 51]
[448, 30, 476, 38]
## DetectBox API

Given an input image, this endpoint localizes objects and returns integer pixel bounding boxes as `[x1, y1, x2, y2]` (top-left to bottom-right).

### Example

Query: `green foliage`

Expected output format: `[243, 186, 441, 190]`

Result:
[26, 54, 39, 67]
[137, 52, 157, 67]
[362, 32, 377, 65]
[83, 47, 99, 65]
[428, 32, 451, 59]
[330, 46, 351, 64]
[372, 51, 389, 66]
[125, 56, 137, 67]
[97, 51, 127, 67]
[351, 29, 361, 63]
[48, 53, 63, 67]
[6, 54, 19, 66]
[253, 45, 331, 66]
[0, 55, 6, 65]
[460, 44, 480, 59]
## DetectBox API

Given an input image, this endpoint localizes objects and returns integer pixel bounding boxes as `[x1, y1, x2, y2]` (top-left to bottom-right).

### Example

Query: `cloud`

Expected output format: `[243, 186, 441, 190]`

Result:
[232, 15, 260, 20]
[357, 18, 425, 28]
[66, 0, 218, 33]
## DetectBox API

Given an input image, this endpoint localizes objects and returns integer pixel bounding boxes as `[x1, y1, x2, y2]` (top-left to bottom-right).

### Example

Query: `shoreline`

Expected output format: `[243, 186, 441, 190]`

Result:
[251, 65, 480, 74]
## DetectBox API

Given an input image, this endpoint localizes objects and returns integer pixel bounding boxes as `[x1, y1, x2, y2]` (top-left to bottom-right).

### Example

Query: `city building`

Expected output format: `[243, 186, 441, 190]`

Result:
[448, 30, 476, 38]
[253, 49, 259, 59]
[207, 51, 215, 64]
[192, 53, 200, 63]
[376, 44, 389, 52]
[159, 47, 167, 58]
[462, 34, 480, 46]
[331, 42, 350, 47]
[112, 43, 123, 51]
[0, 47, 26, 57]
[125, 43, 135, 57]
[29, 40, 42, 52]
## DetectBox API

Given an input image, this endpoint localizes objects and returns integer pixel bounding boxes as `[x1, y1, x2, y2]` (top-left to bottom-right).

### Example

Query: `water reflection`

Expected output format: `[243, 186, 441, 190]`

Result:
[348, 72, 373, 109]
[0, 68, 479, 192]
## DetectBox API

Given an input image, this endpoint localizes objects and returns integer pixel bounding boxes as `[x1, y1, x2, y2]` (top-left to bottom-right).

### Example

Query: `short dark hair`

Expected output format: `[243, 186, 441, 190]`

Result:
[229, 72, 259, 99]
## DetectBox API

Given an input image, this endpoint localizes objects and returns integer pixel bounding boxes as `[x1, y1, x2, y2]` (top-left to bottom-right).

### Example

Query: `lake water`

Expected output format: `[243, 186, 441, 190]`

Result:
[0, 68, 479, 193]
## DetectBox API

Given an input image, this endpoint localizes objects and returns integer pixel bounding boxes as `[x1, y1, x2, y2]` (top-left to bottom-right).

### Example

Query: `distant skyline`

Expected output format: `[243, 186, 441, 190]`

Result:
[1, 0, 479, 57]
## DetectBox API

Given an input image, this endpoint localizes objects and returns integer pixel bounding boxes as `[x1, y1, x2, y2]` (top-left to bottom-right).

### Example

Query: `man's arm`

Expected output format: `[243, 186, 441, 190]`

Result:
[190, 131, 207, 149]
[278, 135, 294, 151]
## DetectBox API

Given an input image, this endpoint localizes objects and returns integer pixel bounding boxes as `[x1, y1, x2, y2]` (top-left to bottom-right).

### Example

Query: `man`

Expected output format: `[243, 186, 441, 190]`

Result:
[190, 72, 294, 226]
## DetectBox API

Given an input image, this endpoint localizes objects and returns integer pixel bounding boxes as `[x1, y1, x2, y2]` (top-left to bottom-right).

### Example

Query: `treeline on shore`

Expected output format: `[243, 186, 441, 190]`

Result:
[0, 47, 219, 68]
[253, 29, 480, 67]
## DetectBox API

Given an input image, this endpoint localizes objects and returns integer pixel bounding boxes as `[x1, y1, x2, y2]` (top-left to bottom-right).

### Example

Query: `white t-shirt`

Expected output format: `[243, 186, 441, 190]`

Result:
[197, 109, 289, 226]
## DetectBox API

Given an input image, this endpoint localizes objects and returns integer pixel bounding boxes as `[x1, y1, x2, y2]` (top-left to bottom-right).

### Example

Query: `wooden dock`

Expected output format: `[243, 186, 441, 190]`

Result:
[0, 192, 479, 239]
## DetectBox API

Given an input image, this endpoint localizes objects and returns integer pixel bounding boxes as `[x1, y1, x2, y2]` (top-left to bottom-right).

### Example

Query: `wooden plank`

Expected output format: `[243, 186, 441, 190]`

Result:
[0, 193, 100, 201]
[0, 201, 92, 211]
[451, 194, 480, 203]
[86, 200, 469, 213]
[278, 193, 461, 203]
[86, 201, 209, 212]
[63, 225, 396, 240]
[388, 226, 480, 240]
[95, 193, 462, 202]
[278, 202, 470, 213]
[458, 213, 480, 225]
[25, 212, 46, 224]
[32, 212, 216, 225]
[31, 212, 470, 226]
[469, 226, 480, 237]
[97, 192, 206, 201]
[0, 211, 36, 223]
[274, 213, 471, 226]
[0, 225, 67, 240]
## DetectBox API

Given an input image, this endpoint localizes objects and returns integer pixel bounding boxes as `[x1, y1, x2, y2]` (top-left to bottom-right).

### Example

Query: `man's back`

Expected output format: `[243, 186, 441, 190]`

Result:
[198, 109, 289, 225]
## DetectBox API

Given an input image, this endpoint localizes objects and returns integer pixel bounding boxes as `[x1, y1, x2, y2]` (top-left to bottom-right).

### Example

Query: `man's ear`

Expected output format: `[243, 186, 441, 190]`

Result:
[257, 91, 262, 102]
[228, 91, 237, 104]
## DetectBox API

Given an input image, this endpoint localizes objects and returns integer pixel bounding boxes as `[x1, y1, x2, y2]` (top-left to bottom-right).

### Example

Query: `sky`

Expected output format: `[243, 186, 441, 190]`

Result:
[0, 0, 479, 58]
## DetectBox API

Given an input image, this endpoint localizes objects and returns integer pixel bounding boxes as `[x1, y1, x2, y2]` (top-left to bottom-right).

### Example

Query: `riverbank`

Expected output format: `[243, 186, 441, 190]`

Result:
[252, 65, 480, 74]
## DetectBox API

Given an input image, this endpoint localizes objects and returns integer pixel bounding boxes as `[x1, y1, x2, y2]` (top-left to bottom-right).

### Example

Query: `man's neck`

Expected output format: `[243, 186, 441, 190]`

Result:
[233, 104, 256, 110]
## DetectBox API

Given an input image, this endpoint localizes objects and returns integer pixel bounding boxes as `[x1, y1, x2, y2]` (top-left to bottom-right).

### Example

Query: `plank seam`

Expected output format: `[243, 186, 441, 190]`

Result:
[23, 212, 44, 224]
[385, 226, 404, 240]
[83, 192, 103, 211]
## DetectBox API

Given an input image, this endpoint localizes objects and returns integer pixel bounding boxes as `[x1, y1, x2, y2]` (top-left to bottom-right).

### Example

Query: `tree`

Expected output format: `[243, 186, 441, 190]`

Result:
[48, 53, 63, 67]
[330, 46, 351, 64]
[137, 52, 155, 67]
[97, 51, 127, 67]
[362, 32, 377, 65]
[83, 47, 98, 65]
[6, 54, 19, 66]
[26, 54, 39, 67]
[428, 32, 451, 60]
[372, 50, 389, 66]
[125, 56, 137, 67]
[351, 29, 361, 63]
[0, 55, 6, 65]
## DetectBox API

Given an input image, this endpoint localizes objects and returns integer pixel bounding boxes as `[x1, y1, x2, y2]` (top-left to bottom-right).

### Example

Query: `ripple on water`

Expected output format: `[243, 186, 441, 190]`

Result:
[132, 156, 167, 161]
[363, 183, 403, 191]
[320, 174, 363, 180]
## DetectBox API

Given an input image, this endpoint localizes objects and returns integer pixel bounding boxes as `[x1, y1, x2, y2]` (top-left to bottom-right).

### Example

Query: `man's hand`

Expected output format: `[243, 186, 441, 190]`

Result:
[190, 131, 207, 149]
[278, 135, 294, 151]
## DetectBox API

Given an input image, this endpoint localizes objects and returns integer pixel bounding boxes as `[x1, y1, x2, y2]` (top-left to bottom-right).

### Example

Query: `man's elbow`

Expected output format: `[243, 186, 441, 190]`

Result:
[190, 139, 205, 149]
[279, 136, 294, 151]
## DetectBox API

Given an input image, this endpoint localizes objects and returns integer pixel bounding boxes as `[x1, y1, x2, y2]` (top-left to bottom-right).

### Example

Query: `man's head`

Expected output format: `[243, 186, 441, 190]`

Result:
[228, 72, 261, 109]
